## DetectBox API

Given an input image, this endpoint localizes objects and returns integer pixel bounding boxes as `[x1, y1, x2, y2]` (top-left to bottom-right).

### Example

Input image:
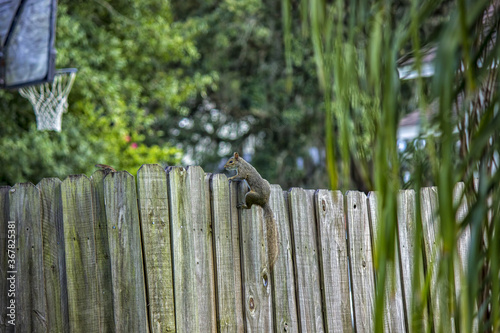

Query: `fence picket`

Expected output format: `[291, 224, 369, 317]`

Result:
[288, 188, 324, 332]
[137, 165, 176, 332]
[37, 178, 69, 332]
[9, 183, 47, 332]
[420, 186, 454, 332]
[453, 182, 477, 332]
[235, 180, 274, 332]
[368, 192, 406, 333]
[90, 170, 115, 332]
[104, 171, 149, 332]
[315, 189, 352, 332]
[397, 189, 428, 332]
[210, 174, 244, 333]
[270, 185, 299, 333]
[167, 166, 216, 332]
[346, 191, 375, 332]
[61, 175, 99, 332]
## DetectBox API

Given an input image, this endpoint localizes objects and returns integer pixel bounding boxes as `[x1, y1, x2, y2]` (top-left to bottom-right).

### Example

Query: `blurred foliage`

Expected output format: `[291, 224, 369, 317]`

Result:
[0, 0, 216, 185]
[285, 0, 500, 331]
[162, 0, 329, 189]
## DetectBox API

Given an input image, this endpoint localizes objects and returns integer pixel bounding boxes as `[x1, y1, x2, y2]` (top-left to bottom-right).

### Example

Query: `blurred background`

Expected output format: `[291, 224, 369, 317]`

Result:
[0, 0, 326, 188]
[0, 0, 498, 193]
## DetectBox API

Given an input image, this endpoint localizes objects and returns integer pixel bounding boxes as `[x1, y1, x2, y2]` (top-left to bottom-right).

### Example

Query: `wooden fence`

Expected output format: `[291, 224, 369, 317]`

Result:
[0, 165, 471, 332]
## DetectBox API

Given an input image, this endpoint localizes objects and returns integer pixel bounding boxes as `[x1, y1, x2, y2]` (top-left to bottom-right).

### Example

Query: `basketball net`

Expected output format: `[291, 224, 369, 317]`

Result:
[19, 68, 77, 132]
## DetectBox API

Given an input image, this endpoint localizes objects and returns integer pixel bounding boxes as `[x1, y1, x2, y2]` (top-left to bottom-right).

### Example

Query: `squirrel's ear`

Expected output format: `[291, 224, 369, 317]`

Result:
[234, 152, 239, 159]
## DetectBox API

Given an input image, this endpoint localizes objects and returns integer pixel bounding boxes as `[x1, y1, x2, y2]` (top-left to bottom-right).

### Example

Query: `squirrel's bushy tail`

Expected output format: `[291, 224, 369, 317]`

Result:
[263, 204, 279, 269]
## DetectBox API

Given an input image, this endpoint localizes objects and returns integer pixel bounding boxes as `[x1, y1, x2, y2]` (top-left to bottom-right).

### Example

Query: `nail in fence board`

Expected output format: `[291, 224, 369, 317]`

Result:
[61, 175, 99, 332]
[210, 174, 244, 332]
[9, 183, 47, 332]
[315, 189, 352, 332]
[270, 185, 299, 333]
[368, 192, 406, 332]
[233, 179, 273, 332]
[397, 190, 428, 332]
[104, 171, 149, 332]
[137, 165, 176, 332]
[288, 188, 325, 332]
[346, 191, 375, 332]
[0, 186, 11, 331]
[90, 170, 115, 332]
[167, 166, 216, 332]
[37, 178, 69, 332]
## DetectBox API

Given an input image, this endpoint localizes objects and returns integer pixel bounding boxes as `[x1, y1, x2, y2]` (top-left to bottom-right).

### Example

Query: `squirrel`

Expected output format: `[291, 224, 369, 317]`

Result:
[224, 152, 279, 269]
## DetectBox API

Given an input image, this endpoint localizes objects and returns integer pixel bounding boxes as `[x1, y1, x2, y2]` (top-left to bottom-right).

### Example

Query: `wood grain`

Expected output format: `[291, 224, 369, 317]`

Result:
[37, 178, 69, 332]
[104, 171, 149, 332]
[420, 186, 453, 332]
[9, 183, 47, 332]
[90, 170, 115, 332]
[453, 182, 477, 332]
[236, 179, 274, 332]
[287, 188, 324, 332]
[368, 192, 406, 333]
[397, 189, 427, 332]
[61, 175, 99, 332]
[210, 174, 244, 332]
[315, 189, 352, 332]
[137, 164, 176, 332]
[270, 185, 299, 333]
[346, 191, 375, 332]
[167, 166, 216, 332]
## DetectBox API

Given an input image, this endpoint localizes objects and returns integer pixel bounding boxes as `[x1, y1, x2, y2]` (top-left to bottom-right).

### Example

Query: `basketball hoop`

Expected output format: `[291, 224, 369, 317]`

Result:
[19, 68, 77, 132]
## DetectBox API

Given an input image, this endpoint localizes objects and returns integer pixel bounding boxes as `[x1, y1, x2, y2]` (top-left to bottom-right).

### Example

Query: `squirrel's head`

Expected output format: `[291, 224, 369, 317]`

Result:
[224, 152, 240, 170]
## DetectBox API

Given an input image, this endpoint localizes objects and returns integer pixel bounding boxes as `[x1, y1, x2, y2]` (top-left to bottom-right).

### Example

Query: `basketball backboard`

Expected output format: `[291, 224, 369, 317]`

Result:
[0, 0, 57, 89]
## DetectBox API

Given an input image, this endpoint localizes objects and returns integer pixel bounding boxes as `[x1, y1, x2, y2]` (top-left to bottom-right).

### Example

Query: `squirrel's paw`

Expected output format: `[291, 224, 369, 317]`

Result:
[237, 203, 249, 209]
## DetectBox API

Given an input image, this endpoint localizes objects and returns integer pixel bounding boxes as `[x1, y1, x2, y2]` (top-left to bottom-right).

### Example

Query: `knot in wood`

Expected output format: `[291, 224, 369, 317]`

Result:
[249, 296, 255, 310]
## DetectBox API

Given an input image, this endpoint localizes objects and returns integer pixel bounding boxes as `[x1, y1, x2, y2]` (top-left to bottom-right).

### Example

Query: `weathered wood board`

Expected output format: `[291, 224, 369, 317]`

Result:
[90, 170, 115, 332]
[287, 188, 324, 332]
[315, 189, 352, 332]
[210, 174, 244, 332]
[61, 175, 99, 332]
[235, 179, 274, 332]
[270, 185, 299, 333]
[104, 171, 149, 332]
[37, 178, 69, 332]
[420, 186, 453, 332]
[346, 191, 375, 332]
[368, 192, 406, 333]
[137, 164, 176, 332]
[452, 182, 477, 332]
[9, 183, 47, 332]
[167, 166, 216, 332]
[397, 189, 427, 332]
